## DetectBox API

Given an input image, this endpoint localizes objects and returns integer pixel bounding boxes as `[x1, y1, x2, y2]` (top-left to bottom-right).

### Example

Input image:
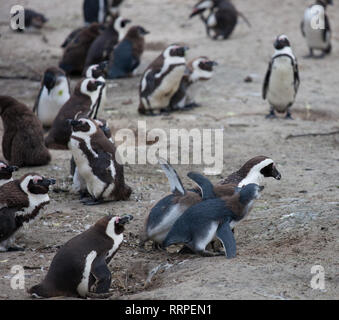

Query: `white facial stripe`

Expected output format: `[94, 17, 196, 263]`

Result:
[106, 217, 124, 242]
[238, 159, 274, 187]
[141, 70, 151, 92]
[71, 119, 98, 157]
[80, 79, 103, 108]
[114, 16, 127, 41]
[155, 46, 186, 79]
[0, 163, 6, 168]
[85, 65, 98, 78]
[197, 0, 213, 10]
[190, 59, 213, 82]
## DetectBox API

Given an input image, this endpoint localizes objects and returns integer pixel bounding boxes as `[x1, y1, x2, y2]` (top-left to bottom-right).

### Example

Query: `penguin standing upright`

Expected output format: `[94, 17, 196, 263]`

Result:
[0, 161, 18, 187]
[0, 173, 55, 252]
[33, 67, 71, 128]
[83, 0, 109, 25]
[84, 15, 131, 70]
[301, 0, 333, 58]
[162, 172, 263, 258]
[189, 0, 250, 40]
[59, 23, 101, 76]
[263, 35, 300, 119]
[169, 56, 218, 111]
[107, 26, 149, 79]
[0, 96, 51, 167]
[68, 118, 132, 205]
[138, 44, 189, 115]
[45, 78, 105, 150]
[28, 214, 133, 298]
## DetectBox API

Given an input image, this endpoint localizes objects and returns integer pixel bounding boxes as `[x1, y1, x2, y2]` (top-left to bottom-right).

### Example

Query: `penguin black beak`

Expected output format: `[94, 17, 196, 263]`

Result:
[95, 80, 105, 88]
[7, 165, 18, 173]
[140, 29, 150, 36]
[189, 8, 205, 18]
[38, 178, 56, 187]
[98, 61, 109, 72]
[117, 215, 134, 225]
[272, 167, 282, 180]
[259, 185, 265, 192]
[122, 19, 131, 26]
[43, 72, 56, 95]
[67, 119, 82, 127]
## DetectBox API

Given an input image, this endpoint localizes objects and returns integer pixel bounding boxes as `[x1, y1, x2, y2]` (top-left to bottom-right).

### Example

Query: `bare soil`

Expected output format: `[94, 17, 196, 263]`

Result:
[0, 0, 338, 300]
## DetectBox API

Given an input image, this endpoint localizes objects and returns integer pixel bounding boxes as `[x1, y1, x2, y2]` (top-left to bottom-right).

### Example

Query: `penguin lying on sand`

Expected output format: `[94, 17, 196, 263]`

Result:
[162, 172, 263, 258]
[0, 174, 55, 252]
[107, 25, 149, 79]
[263, 35, 300, 119]
[140, 156, 280, 250]
[68, 118, 132, 205]
[45, 78, 105, 150]
[0, 161, 18, 187]
[0, 96, 51, 167]
[28, 214, 133, 298]
[301, 0, 333, 59]
[189, 0, 250, 40]
[33, 67, 71, 129]
[169, 56, 217, 111]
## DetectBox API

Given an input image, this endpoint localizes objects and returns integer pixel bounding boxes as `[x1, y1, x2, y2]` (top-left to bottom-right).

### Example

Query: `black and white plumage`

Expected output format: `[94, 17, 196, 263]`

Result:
[263, 35, 300, 119]
[83, 0, 109, 25]
[301, 0, 333, 58]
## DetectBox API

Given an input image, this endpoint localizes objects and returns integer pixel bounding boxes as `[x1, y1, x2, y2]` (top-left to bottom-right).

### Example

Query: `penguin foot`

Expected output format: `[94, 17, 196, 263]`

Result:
[303, 53, 314, 59]
[152, 242, 166, 251]
[284, 113, 293, 120]
[86, 291, 114, 299]
[197, 249, 224, 257]
[80, 190, 91, 200]
[265, 111, 277, 119]
[7, 245, 25, 252]
[178, 245, 196, 254]
[182, 102, 200, 110]
[82, 198, 106, 206]
[159, 107, 172, 115]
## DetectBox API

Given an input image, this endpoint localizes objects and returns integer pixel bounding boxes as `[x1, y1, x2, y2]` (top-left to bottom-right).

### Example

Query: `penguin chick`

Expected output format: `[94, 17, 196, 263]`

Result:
[45, 78, 105, 150]
[68, 118, 132, 205]
[107, 25, 149, 79]
[163, 172, 263, 258]
[33, 67, 71, 128]
[169, 57, 218, 111]
[0, 174, 55, 252]
[59, 23, 101, 76]
[301, 0, 332, 58]
[189, 0, 250, 40]
[12, 8, 47, 32]
[84, 15, 131, 70]
[0, 161, 18, 187]
[28, 214, 133, 298]
[0, 96, 51, 167]
[138, 44, 189, 115]
[263, 35, 300, 119]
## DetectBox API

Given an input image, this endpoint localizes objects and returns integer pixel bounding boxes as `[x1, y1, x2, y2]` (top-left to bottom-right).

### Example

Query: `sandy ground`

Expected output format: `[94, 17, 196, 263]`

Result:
[0, 0, 338, 300]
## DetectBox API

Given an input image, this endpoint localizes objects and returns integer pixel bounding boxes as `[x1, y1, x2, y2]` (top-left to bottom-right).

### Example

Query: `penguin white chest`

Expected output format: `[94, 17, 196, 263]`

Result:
[77, 250, 97, 297]
[303, 6, 329, 50]
[150, 65, 186, 109]
[37, 82, 70, 127]
[267, 58, 296, 111]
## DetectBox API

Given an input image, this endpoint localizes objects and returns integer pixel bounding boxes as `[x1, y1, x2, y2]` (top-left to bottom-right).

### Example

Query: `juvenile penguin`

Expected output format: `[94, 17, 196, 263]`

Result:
[12, 8, 47, 32]
[28, 214, 133, 298]
[45, 78, 105, 150]
[68, 118, 132, 205]
[138, 44, 189, 115]
[263, 35, 300, 119]
[107, 25, 149, 79]
[84, 15, 131, 70]
[0, 161, 18, 187]
[163, 172, 263, 258]
[33, 67, 71, 128]
[0, 173, 55, 252]
[0, 96, 51, 167]
[169, 57, 218, 111]
[301, 0, 333, 58]
[140, 156, 280, 249]
[59, 23, 101, 76]
[189, 0, 250, 40]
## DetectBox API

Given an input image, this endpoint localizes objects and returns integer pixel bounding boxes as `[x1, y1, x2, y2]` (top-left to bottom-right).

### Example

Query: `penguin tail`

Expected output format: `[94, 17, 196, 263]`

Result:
[237, 11, 251, 28]
[187, 172, 215, 200]
[158, 157, 186, 195]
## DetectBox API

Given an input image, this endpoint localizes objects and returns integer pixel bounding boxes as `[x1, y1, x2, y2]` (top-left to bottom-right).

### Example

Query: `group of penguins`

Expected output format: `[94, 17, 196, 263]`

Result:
[0, 0, 334, 298]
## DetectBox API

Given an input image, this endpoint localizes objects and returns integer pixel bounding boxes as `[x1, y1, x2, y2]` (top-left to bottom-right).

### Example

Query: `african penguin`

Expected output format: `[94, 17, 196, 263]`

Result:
[83, 0, 109, 25]
[138, 44, 189, 115]
[140, 156, 281, 250]
[33, 67, 71, 128]
[0, 96, 51, 167]
[59, 23, 101, 76]
[68, 118, 132, 205]
[84, 15, 132, 70]
[107, 25, 149, 79]
[189, 0, 250, 40]
[162, 172, 263, 258]
[0, 174, 55, 252]
[45, 78, 105, 150]
[28, 214, 133, 298]
[169, 56, 218, 111]
[263, 35, 300, 119]
[0, 161, 18, 187]
[12, 8, 48, 32]
[301, 0, 333, 58]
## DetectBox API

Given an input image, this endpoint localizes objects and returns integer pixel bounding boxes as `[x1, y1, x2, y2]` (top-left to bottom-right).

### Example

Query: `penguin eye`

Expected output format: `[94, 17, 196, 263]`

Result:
[32, 176, 43, 184]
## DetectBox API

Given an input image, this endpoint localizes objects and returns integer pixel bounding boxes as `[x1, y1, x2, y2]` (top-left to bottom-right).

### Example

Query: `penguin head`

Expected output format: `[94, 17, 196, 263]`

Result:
[79, 78, 106, 98]
[190, 0, 214, 18]
[20, 174, 56, 195]
[68, 118, 97, 135]
[113, 16, 132, 30]
[189, 57, 218, 82]
[165, 44, 189, 58]
[317, 0, 333, 6]
[126, 25, 150, 39]
[85, 62, 108, 79]
[105, 214, 134, 239]
[94, 119, 112, 139]
[29, 10, 48, 29]
[0, 161, 18, 180]
[239, 183, 264, 205]
[274, 35, 291, 50]
[0, 96, 16, 116]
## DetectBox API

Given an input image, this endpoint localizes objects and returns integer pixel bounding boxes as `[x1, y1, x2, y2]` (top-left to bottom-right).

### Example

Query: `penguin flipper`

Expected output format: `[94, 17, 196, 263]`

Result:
[33, 86, 43, 114]
[187, 172, 215, 200]
[323, 14, 331, 43]
[262, 61, 272, 100]
[90, 256, 111, 294]
[158, 157, 186, 195]
[216, 221, 236, 259]
[293, 62, 300, 94]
